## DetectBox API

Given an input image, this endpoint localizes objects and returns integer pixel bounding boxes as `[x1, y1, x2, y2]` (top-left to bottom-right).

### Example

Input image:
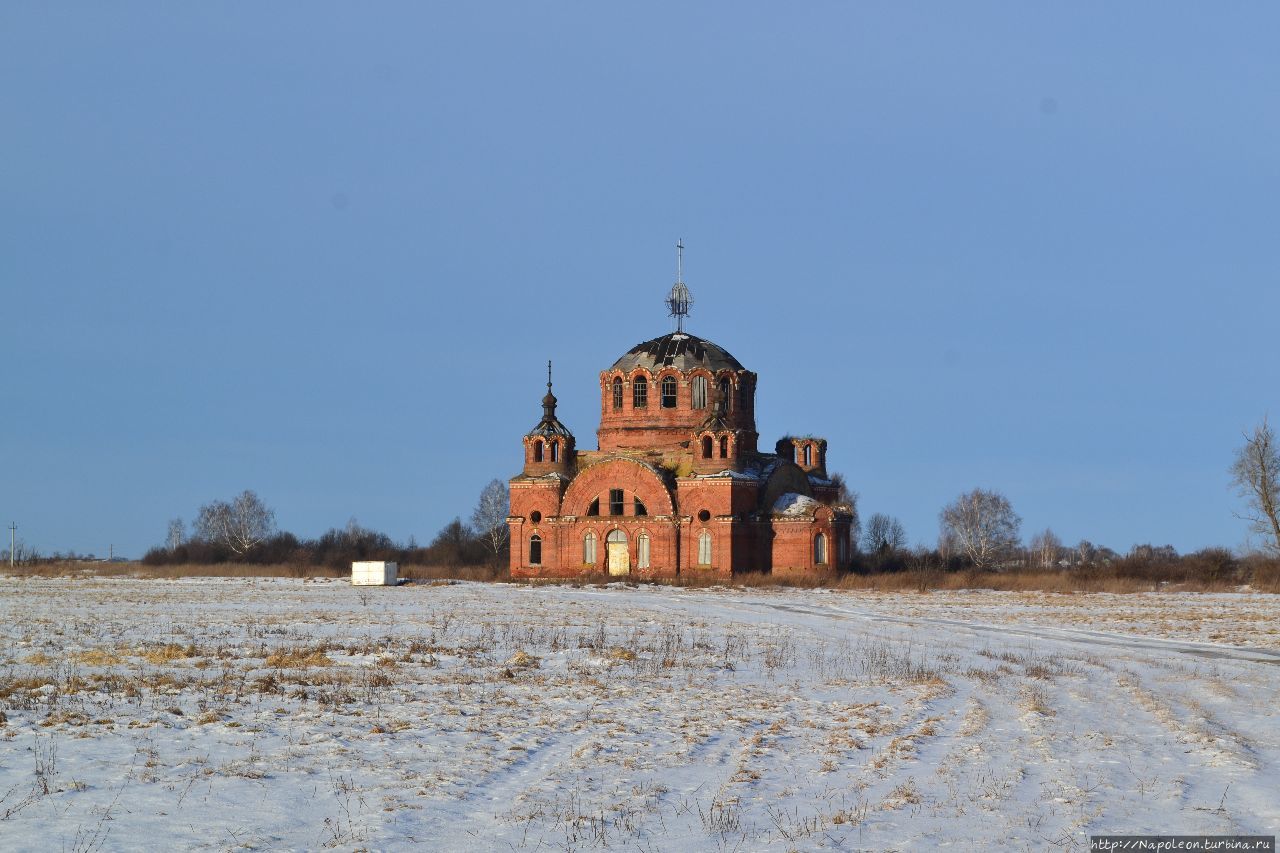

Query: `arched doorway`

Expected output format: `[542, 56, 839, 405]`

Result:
[606, 529, 629, 576]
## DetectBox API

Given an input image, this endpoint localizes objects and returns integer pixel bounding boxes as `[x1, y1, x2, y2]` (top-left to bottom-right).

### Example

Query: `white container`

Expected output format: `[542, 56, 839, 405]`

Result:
[351, 561, 398, 586]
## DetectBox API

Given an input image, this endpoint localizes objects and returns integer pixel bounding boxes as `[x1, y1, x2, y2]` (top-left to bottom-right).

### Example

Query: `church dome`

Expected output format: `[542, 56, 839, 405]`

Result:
[610, 332, 744, 374]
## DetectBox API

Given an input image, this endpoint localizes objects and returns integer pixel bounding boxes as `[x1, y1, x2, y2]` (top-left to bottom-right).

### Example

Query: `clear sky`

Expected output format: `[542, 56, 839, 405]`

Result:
[3, 3, 1278, 558]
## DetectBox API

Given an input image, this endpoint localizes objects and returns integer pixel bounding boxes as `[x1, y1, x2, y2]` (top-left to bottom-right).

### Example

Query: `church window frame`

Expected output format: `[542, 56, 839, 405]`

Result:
[661, 375, 678, 408]
[691, 375, 708, 409]
[814, 532, 827, 565]
[719, 436, 728, 458]
[529, 534, 542, 566]
[697, 530, 712, 566]
[701, 435, 713, 459]
[550, 440, 559, 462]
[803, 444, 812, 467]
[612, 377, 623, 410]
[633, 375, 648, 408]
[587, 498, 600, 516]
[637, 532, 651, 569]
[533, 440, 544, 463]
[719, 377, 732, 412]
[609, 488, 624, 516]
[583, 531, 597, 565]
[634, 497, 647, 516]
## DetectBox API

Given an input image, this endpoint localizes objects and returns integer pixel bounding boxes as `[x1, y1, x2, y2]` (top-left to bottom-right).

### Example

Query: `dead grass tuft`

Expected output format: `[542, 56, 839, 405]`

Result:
[1021, 685, 1056, 716]
[265, 647, 332, 668]
[507, 650, 540, 669]
[72, 649, 124, 666]
[138, 644, 197, 664]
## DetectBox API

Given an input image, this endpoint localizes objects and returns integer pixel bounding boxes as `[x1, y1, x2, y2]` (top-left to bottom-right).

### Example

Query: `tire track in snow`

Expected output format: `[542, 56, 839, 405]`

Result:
[696, 597, 1280, 665]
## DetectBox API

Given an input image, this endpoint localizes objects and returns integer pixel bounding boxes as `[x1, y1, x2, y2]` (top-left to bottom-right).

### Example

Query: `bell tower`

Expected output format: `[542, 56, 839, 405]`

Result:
[522, 361, 576, 477]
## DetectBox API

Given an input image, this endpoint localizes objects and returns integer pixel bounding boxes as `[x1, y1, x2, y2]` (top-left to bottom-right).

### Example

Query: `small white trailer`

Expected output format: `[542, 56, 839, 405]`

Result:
[351, 561, 398, 586]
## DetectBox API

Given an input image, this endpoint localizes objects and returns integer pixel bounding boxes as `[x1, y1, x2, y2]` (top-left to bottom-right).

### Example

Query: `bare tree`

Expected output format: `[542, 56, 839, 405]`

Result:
[1231, 417, 1280, 555]
[470, 478, 510, 564]
[167, 518, 185, 551]
[194, 490, 276, 555]
[938, 529, 959, 563]
[861, 513, 907, 554]
[1028, 528, 1062, 569]
[1129, 543, 1178, 562]
[829, 472, 861, 549]
[1075, 539, 1097, 567]
[939, 488, 1021, 570]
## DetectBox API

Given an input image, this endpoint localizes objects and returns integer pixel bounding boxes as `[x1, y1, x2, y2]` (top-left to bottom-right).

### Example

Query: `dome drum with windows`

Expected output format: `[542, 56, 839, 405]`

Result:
[508, 245, 854, 579]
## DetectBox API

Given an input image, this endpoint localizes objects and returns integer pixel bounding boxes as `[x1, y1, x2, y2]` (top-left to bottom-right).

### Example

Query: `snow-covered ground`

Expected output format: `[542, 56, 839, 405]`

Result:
[0, 577, 1276, 851]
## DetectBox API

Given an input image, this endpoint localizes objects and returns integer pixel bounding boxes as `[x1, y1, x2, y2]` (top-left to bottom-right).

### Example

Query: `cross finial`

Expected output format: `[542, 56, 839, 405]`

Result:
[546, 360, 552, 391]
[666, 239, 694, 333]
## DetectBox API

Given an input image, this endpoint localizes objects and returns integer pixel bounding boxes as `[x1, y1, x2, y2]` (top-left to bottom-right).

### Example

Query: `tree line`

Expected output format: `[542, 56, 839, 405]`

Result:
[841, 416, 1280, 584]
[115, 415, 1280, 584]
[141, 480, 511, 570]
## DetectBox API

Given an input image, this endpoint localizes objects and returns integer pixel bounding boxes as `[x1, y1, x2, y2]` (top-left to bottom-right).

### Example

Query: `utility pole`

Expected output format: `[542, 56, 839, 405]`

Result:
[8, 522, 15, 567]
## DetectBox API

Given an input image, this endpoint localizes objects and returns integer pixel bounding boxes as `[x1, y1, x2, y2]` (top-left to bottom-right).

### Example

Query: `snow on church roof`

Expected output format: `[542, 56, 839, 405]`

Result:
[772, 492, 820, 517]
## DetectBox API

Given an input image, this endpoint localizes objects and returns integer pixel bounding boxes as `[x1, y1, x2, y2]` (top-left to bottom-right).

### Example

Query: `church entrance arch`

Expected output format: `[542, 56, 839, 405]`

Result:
[606, 529, 629, 576]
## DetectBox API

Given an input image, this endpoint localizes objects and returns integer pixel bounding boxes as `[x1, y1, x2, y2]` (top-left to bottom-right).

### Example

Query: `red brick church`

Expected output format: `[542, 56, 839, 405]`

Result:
[508, 249, 854, 578]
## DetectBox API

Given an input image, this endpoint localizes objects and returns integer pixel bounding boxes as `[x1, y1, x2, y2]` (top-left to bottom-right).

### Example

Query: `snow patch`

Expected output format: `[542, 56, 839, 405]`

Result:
[772, 492, 819, 516]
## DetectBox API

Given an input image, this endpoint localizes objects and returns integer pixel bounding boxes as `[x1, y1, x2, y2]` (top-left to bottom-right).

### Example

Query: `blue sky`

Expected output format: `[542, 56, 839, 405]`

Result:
[3, 3, 1277, 558]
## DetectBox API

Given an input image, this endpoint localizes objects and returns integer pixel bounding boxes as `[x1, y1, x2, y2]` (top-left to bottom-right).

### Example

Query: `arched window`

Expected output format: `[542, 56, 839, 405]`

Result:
[691, 376, 708, 409]
[637, 532, 651, 569]
[661, 376, 677, 408]
[814, 533, 827, 565]
[533, 440, 544, 462]
[701, 436, 713, 458]
[529, 534, 542, 566]
[719, 436, 728, 458]
[550, 440, 559, 462]
[587, 498, 600, 516]
[583, 531, 597, 564]
[803, 444, 812, 466]
[634, 497, 647, 516]
[697, 530, 712, 565]
[719, 378, 732, 412]
[633, 375, 648, 408]
[612, 377, 623, 410]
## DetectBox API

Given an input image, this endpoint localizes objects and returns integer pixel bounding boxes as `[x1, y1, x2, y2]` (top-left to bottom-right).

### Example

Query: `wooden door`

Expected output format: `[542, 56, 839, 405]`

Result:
[607, 543, 629, 575]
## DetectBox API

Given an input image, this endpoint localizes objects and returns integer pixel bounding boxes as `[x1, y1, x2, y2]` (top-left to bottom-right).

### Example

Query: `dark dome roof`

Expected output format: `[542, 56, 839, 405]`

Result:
[610, 333, 744, 373]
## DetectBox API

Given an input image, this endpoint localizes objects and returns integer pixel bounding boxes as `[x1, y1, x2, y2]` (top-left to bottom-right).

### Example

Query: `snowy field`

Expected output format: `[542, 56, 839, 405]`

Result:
[0, 578, 1277, 851]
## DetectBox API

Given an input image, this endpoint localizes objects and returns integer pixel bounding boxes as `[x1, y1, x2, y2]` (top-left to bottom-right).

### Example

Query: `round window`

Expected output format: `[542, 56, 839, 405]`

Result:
[530, 511, 542, 523]
[697, 509, 711, 522]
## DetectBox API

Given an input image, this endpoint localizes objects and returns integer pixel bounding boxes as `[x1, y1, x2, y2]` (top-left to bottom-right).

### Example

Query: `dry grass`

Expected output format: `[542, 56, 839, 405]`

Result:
[138, 644, 197, 664]
[4, 559, 1276, 594]
[0, 562, 346, 580]
[264, 647, 333, 668]
[71, 649, 123, 666]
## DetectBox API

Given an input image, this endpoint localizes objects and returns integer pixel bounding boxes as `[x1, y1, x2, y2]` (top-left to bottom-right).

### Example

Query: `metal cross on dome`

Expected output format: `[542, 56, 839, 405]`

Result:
[666, 239, 694, 333]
